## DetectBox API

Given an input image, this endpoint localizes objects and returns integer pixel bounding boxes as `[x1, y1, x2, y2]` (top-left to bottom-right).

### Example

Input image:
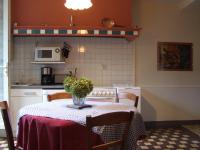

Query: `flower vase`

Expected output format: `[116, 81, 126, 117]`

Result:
[72, 95, 86, 106]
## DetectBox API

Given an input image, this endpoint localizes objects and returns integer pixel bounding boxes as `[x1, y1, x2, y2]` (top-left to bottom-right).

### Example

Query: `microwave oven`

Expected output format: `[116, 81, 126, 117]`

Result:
[34, 47, 62, 62]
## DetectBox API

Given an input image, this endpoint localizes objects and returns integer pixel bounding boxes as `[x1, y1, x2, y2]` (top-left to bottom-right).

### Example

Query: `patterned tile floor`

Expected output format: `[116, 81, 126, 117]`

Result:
[0, 125, 199, 150]
[0, 139, 9, 150]
[137, 125, 200, 150]
[0, 139, 16, 150]
[183, 125, 200, 137]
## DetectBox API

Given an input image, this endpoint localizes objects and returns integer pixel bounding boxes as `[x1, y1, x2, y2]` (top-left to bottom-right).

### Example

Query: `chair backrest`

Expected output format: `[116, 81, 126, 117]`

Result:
[0, 101, 15, 150]
[118, 92, 139, 108]
[47, 92, 72, 101]
[86, 111, 134, 150]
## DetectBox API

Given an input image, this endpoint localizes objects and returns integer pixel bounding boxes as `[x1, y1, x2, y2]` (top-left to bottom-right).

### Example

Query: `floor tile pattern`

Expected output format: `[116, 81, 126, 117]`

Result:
[137, 127, 200, 150]
[0, 138, 8, 150]
[0, 126, 199, 150]
[183, 125, 200, 136]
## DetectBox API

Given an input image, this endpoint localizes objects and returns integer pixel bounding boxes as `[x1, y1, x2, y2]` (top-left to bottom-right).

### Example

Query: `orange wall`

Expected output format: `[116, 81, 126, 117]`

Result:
[12, 0, 133, 27]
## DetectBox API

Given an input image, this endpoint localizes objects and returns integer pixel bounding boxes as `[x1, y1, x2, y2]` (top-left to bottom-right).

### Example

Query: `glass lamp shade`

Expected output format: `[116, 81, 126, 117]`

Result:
[64, 0, 93, 10]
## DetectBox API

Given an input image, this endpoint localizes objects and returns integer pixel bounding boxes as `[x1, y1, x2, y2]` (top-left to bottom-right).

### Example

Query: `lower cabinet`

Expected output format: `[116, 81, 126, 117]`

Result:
[10, 89, 43, 135]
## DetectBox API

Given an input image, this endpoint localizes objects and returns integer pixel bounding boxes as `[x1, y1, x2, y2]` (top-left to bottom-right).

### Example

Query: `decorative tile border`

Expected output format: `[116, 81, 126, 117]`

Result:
[13, 27, 141, 40]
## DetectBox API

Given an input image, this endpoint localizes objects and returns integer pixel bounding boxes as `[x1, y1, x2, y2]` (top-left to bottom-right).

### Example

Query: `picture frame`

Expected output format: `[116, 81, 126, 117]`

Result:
[157, 42, 193, 71]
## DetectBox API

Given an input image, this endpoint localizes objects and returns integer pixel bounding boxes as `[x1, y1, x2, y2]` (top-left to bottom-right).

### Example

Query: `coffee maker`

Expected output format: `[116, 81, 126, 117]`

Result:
[41, 67, 55, 85]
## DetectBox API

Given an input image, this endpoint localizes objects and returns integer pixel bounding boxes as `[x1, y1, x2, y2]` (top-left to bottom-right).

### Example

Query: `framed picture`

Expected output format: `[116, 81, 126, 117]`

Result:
[157, 42, 193, 71]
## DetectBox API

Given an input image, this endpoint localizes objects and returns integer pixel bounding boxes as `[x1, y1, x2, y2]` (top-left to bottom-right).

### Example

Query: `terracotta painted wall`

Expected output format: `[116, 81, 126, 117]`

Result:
[12, 0, 133, 27]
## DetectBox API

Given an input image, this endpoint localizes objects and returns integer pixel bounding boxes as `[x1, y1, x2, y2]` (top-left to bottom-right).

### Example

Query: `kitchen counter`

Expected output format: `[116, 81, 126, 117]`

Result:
[11, 84, 141, 90]
[11, 84, 64, 89]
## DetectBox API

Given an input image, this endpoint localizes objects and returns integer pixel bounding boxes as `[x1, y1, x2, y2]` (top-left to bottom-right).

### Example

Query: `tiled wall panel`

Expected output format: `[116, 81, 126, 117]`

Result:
[11, 37, 135, 86]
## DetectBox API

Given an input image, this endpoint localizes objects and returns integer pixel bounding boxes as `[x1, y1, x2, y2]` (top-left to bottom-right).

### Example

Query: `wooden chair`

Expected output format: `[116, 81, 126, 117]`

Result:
[118, 92, 139, 108]
[86, 111, 134, 150]
[0, 101, 22, 150]
[47, 92, 72, 101]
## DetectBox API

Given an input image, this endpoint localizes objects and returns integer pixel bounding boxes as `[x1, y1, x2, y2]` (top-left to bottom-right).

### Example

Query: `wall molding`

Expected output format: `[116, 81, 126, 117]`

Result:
[145, 120, 200, 129]
[140, 85, 200, 88]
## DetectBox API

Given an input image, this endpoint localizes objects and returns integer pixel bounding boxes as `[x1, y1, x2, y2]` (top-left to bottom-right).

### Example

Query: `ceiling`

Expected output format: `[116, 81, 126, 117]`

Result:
[179, 0, 196, 9]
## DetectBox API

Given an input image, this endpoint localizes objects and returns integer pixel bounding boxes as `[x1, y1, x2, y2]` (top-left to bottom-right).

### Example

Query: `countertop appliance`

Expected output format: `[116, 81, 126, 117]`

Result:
[41, 67, 55, 85]
[87, 87, 118, 102]
[35, 47, 62, 62]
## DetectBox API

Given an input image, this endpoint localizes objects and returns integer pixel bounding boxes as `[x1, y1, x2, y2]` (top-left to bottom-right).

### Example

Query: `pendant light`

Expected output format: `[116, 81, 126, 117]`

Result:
[64, 0, 93, 10]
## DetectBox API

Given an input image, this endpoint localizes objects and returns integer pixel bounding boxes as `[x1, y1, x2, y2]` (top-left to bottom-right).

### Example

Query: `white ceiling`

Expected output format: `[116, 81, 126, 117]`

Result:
[179, 0, 195, 9]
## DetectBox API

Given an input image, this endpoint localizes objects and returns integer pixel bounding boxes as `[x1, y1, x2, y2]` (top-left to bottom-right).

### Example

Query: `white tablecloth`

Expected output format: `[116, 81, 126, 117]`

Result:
[19, 100, 137, 125]
[18, 100, 146, 150]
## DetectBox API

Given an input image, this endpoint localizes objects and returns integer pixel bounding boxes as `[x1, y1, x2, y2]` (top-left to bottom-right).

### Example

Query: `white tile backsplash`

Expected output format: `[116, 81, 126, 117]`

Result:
[11, 37, 135, 86]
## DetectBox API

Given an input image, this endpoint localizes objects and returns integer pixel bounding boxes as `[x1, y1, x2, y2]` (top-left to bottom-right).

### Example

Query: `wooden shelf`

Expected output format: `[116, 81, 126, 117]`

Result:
[31, 61, 66, 64]
[13, 26, 141, 40]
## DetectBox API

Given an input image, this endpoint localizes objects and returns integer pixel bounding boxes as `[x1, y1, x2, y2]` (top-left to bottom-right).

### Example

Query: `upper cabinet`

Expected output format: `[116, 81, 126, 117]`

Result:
[12, 0, 140, 40]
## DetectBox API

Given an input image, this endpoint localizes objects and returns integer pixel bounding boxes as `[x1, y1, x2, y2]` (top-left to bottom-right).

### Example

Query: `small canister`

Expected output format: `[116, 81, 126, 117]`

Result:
[41, 67, 52, 75]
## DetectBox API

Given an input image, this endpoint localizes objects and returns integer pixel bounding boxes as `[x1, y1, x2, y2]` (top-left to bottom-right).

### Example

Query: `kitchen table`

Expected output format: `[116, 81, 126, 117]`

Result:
[17, 100, 145, 150]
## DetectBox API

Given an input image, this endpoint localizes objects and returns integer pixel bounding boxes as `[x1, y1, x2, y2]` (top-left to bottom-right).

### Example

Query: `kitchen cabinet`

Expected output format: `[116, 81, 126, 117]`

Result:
[10, 89, 43, 134]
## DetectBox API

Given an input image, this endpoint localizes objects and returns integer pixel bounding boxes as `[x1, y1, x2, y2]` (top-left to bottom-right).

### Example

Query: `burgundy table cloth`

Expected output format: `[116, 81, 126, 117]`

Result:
[17, 115, 102, 150]
[17, 100, 146, 150]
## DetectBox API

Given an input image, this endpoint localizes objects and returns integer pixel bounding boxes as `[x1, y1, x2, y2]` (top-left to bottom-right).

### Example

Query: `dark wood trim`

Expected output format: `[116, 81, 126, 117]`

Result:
[0, 101, 8, 109]
[145, 120, 200, 129]
[0, 101, 15, 150]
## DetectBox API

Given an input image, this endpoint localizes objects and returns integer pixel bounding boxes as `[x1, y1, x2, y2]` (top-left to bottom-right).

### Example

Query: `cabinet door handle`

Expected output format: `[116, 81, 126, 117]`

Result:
[24, 92, 37, 96]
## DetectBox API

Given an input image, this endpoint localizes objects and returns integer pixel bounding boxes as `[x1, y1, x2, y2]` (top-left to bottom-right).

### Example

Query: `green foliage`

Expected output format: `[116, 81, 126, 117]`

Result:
[63, 76, 93, 98]
[63, 76, 76, 93]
